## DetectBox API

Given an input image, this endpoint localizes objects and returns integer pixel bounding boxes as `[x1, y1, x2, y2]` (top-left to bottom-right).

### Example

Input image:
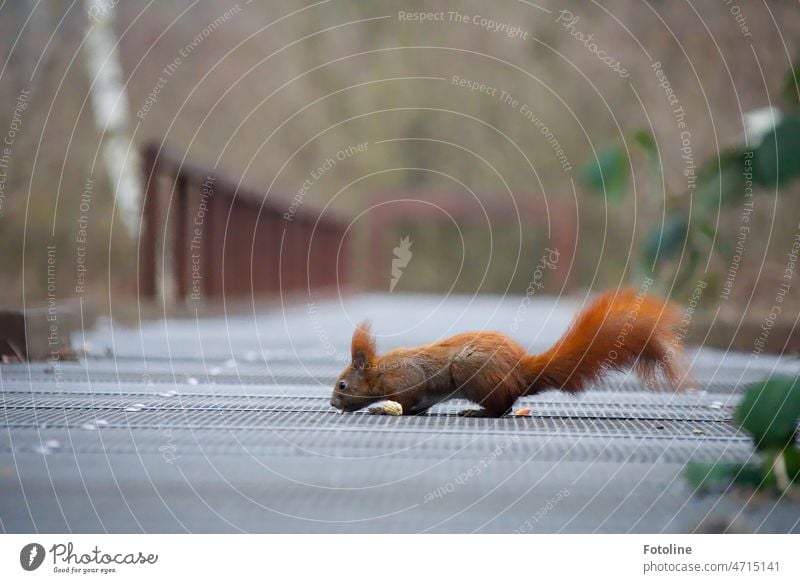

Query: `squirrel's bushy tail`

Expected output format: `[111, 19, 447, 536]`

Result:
[524, 289, 690, 394]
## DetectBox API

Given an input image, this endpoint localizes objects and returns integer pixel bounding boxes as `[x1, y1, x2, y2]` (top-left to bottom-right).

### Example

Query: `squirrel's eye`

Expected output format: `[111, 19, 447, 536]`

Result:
[338, 381, 346, 391]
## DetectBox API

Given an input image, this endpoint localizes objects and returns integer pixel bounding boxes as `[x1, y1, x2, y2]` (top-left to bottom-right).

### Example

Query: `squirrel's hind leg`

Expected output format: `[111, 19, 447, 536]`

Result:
[457, 390, 516, 417]
[456, 384, 519, 418]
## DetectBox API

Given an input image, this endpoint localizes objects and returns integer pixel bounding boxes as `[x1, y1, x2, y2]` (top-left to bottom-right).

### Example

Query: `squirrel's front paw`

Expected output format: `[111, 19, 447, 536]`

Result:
[457, 408, 487, 417]
[367, 406, 388, 415]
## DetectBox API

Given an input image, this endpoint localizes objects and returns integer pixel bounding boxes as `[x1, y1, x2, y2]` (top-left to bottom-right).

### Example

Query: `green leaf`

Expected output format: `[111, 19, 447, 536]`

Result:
[782, 64, 800, 106]
[696, 220, 736, 262]
[696, 221, 715, 239]
[696, 148, 752, 208]
[762, 447, 800, 491]
[752, 114, 800, 188]
[642, 213, 689, 268]
[633, 130, 657, 156]
[734, 376, 800, 450]
[581, 147, 629, 201]
[633, 130, 665, 200]
[784, 447, 800, 484]
[670, 245, 700, 296]
[685, 461, 765, 492]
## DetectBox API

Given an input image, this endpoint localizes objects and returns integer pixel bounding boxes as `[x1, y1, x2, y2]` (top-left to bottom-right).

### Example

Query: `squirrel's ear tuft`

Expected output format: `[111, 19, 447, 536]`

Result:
[351, 320, 376, 370]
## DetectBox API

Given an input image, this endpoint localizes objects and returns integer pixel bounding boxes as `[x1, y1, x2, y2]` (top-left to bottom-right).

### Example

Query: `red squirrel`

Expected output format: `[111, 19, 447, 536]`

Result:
[330, 289, 691, 417]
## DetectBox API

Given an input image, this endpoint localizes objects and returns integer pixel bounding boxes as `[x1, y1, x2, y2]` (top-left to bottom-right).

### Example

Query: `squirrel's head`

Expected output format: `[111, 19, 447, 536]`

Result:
[330, 321, 383, 412]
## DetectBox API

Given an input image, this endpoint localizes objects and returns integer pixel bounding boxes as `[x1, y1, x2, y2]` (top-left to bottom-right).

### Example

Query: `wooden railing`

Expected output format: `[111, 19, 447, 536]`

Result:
[137, 143, 348, 303]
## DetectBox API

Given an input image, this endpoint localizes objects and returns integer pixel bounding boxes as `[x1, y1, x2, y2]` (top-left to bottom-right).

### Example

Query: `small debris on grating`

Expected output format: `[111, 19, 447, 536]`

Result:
[34, 439, 62, 454]
[55, 345, 78, 361]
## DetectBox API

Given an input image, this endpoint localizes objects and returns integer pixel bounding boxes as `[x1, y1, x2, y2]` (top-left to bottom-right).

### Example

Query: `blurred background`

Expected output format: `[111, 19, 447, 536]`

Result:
[1, 0, 799, 353]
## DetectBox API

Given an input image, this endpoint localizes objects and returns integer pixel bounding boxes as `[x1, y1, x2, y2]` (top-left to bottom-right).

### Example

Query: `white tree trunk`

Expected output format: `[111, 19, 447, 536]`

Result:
[82, 0, 140, 236]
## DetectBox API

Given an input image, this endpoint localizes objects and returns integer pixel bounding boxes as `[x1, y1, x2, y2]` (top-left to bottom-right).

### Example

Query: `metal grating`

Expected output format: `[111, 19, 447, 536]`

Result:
[2, 294, 799, 533]
[0, 427, 753, 465]
[0, 392, 737, 420]
[0, 406, 744, 437]
[0, 368, 765, 393]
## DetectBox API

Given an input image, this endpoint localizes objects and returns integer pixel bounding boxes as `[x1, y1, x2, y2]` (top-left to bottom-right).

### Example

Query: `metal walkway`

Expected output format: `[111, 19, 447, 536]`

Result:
[2, 294, 799, 532]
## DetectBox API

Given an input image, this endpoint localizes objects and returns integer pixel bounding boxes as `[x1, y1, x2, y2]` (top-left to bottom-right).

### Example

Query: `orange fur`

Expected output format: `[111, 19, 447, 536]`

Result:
[330, 289, 692, 417]
[525, 289, 689, 395]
